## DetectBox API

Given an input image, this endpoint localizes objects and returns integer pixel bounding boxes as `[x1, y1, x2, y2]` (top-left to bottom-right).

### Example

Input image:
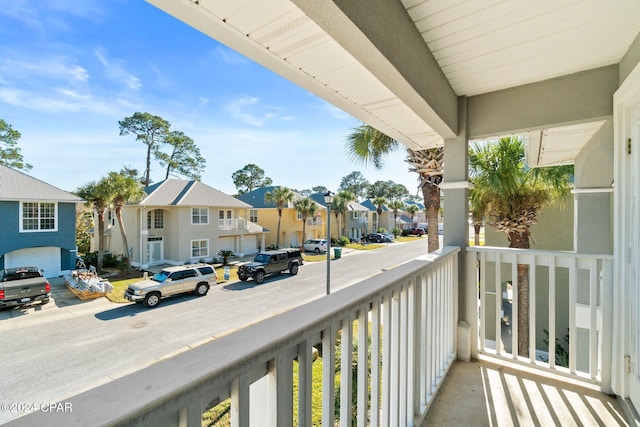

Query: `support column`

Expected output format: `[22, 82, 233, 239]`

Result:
[573, 120, 614, 254]
[441, 96, 473, 361]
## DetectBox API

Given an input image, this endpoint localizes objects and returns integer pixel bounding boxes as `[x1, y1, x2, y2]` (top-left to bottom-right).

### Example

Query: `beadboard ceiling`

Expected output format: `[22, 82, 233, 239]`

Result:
[148, 0, 640, 165]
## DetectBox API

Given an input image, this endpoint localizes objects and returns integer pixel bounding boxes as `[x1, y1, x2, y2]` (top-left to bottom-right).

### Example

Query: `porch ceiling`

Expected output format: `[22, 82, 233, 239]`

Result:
[147, 0, 640, 163]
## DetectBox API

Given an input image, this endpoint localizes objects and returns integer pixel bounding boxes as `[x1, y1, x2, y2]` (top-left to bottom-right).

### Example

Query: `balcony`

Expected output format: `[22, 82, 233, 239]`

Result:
[10, 246, 628, 426]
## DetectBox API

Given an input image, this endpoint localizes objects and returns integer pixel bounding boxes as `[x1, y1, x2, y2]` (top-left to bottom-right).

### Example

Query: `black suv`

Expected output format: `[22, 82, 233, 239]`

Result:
[237, 249, 303, 284]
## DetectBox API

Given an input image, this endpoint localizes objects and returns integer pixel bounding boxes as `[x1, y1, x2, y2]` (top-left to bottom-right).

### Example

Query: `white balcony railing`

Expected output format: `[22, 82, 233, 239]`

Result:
[218, 218, 247, 231]
[13, 247, 460, 427]
[467, 247, 613, 388]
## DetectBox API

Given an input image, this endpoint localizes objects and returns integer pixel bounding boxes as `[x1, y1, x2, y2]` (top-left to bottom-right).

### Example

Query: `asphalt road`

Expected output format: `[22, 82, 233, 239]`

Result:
[0, 238, 431, 424]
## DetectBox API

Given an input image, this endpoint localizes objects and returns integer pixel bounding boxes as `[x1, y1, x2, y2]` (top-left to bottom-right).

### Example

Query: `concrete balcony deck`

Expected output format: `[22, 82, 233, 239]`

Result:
[424, 358, 629, 426]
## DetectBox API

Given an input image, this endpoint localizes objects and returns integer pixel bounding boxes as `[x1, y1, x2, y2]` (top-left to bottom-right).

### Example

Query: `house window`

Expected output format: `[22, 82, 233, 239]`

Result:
[352, 211, 360, 219]
[191, 239, 209, 258]
[154, 210, 164, 229]
[297, 212, 303, 220]
[21, 202, 57, 231]
[192, 208, 209, 224]
[147, 209, 164, 229]
[250, 210, 258, 222]
[219, 210, 232, 219]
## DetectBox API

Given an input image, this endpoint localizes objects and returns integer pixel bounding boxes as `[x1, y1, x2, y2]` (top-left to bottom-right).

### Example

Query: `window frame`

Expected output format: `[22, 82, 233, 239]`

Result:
[192, 207, 209, 225]
[20, 201, 58, 232]
[191, 239, 209, 258]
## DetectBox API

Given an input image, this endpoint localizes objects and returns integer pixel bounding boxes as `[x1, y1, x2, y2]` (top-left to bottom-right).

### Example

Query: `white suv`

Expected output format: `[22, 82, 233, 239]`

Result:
[124, 263, 217, 308]
[303, 239, 327, 254]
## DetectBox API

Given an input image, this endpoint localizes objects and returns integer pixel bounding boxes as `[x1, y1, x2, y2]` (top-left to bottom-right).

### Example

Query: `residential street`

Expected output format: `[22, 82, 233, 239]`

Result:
[0, 238, 432, 424]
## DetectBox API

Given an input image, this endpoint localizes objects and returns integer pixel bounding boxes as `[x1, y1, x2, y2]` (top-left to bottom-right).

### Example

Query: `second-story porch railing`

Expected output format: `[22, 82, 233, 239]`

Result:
[12, 247, 461, 427]
[218, 218, 247, 231]
[466, 247, 614, 390]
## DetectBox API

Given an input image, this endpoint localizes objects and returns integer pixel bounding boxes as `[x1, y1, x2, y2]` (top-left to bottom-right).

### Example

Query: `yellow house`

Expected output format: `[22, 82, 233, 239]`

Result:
[238, 186, 327, 248]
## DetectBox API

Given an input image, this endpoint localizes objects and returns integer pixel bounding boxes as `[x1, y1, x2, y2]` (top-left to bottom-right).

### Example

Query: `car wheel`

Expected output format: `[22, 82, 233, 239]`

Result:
[314, 247, 321, 254]
[195, 283, 209, 296]
[239, 273, 248, 281]
[290, 264, 299, 275]
[144, 292, 161, 308]
[254, 270, 265, 284]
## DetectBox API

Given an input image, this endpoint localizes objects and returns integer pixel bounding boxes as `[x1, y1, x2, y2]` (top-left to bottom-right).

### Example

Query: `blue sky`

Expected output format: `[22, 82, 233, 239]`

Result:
[0, 0, 418, 197]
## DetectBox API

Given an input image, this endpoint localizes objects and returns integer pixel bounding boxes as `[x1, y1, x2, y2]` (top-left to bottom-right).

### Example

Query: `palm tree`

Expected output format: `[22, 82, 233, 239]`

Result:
[469, 136, 573, 357]
[264, 186, 294, 248]
[335, 190, 356, 237]
[76, 179, 111, 273]
[372, 196, 386, 231]
[294, 197, 318, 246]
[387, 200, 406, 232]
[346, 124, 444, 252]
[105, 171, 145, 273]
[405, 204, 419, 228]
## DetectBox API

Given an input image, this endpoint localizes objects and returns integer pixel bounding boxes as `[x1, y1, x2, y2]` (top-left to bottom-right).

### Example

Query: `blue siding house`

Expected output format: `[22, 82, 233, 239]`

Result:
[0, 165, 83, 277]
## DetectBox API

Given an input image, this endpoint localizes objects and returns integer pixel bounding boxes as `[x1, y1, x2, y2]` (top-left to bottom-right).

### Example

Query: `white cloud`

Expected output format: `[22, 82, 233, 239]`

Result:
[95, 49, 142, 91]
[225, 96, 279, 127]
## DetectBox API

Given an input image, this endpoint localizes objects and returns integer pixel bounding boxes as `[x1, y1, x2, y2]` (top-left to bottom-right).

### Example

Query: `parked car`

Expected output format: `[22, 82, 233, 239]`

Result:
[383, 233, 395, 242]
[0, 266, 50, 308]
[366, 233, 385, 243]
[303, 239, 327, 254]
[124, 263, 217, 308]
[237, 249, 303, 284]
[402, 228, 425, 236]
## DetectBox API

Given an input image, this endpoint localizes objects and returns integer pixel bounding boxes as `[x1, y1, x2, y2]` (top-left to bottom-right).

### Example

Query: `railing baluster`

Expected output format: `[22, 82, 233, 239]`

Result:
[399, 284, 408, 427]
[340, 316, 353, 427]
[511, 252, 518, 360]
[480, 251, 486, 353]
[529, 254, 537, 363]
[322, 325, 336, 427]
[298, 339, 313, 427]
[390, 289, 400, 427]
[382, 292, 392, 427]
[548, 256, 556, 369]
[589, 259, 598, 380]
[370, 298, 381, 427]
[495, 251, 502, 356]
[569, 257, 577, 374]
[357, 306, 369, 427]
[419, 275, 427, 410]
[231, 374, 250, 427]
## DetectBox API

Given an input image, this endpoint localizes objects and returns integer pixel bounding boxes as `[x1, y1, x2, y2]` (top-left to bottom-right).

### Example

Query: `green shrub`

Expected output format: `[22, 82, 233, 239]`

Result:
[338, 236, 350, 246]
[392, 227, 402, 237]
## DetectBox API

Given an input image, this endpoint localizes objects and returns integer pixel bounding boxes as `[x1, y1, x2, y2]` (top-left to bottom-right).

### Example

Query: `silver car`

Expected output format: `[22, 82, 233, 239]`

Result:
[303, 239, 327, 253]
[124, 263, 217, 308]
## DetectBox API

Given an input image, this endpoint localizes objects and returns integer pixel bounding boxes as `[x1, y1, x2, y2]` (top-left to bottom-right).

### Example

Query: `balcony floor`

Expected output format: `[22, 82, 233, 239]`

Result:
[423, 358, 630, 426]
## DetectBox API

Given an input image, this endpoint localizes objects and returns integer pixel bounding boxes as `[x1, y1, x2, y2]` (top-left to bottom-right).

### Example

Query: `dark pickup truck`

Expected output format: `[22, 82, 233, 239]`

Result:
[237, 249, 303, 284]
[0, 266, 51, 308]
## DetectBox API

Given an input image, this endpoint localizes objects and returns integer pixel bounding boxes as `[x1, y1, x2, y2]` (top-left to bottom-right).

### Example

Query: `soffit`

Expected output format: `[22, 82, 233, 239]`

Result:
[148, 0, 640, 161]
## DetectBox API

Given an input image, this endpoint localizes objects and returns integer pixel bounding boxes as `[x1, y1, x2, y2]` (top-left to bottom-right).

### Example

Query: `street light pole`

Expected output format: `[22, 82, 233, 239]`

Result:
[324, 191, 335, 295]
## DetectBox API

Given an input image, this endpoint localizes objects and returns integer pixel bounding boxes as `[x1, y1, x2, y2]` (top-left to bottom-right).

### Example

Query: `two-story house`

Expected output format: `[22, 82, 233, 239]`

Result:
[238, 187, 326, 248]
[0, 165, 82, 278]
[102, 179, 266, 269]
[309, 193, 371, 241]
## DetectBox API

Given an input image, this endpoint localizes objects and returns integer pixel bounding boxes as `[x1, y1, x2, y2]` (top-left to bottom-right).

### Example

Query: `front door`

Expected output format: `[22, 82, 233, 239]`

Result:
[146, 237, 164, 266]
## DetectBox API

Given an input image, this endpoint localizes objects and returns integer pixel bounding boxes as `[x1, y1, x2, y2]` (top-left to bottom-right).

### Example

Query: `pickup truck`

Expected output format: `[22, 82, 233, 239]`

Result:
[0, 266, 51, 308]
[237, 249, 303, 284]
[124, 263, 217, 308]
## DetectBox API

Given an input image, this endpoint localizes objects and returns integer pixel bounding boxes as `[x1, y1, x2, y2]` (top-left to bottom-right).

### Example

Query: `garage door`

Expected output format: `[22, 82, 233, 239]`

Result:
[241, 236, 258, 255]
[5, 247, 61, 278]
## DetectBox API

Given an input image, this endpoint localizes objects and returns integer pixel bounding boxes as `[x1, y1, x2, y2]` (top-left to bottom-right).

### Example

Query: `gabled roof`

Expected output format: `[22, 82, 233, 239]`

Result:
[139, 179, 250, 208]
[238, 186, 308, 209]
[0, 165, 82, 202]
[406, 200, 425, 210]
[360, 199, 389, 212]
[308, 193, 367, 212]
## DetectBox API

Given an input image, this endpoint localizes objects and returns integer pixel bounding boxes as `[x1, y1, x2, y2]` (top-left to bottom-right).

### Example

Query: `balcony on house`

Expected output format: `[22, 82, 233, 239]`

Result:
[11, 244, 629, 427]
